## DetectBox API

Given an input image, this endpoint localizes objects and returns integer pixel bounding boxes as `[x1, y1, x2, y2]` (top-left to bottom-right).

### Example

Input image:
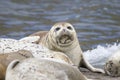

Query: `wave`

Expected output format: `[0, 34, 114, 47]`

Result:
[83, 43, 120, 68]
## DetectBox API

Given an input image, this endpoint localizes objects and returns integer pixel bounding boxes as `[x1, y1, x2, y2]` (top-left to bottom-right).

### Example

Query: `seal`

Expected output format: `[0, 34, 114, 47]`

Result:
[0, 38, 73, 65]
[104, 50, 120, 77]
[0, 38, 73, 80]
[19, 31, 47, 44]
[29, 22, 104, 73]
[19, 36, 40, 43]
[29, 31, 48, 44]
[0, 50, 33, 80]
[6, 58, 92, 80]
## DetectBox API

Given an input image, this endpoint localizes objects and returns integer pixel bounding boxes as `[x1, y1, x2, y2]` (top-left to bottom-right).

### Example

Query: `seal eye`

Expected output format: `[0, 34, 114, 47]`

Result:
[67, 26, 72, 30]
[55, 27, 60, 31]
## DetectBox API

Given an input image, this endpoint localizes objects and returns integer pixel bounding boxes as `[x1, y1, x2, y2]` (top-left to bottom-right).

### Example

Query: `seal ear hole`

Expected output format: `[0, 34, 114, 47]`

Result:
[55, 27, 61, 31]
[67, 26, 72, 30]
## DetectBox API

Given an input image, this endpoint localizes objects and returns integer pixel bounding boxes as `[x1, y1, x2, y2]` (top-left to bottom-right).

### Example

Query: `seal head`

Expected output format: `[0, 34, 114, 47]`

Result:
[49, 22, 76, 47]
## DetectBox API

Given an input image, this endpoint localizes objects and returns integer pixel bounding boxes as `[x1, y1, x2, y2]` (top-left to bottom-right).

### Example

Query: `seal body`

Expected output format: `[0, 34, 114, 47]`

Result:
[0, 38, 73, 64]
[29, 22, 104, 73]
[104, 50, 120, 77]
[6, 58, 90, 80]
[30, 22, 82, 66]
[0, 50, 33, 80]
[0, 38, 73, 80]
[29, 31, 48, 44]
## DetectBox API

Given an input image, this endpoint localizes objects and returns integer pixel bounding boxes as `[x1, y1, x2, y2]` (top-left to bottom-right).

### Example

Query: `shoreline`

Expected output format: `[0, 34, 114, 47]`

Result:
[80, 68, 120, 80]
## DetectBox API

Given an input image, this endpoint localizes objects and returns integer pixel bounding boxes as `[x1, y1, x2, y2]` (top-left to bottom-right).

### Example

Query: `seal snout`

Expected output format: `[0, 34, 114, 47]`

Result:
[61, 28, 69, 34]
[59, 33, 73, 44]
[56, 28, 74, 45]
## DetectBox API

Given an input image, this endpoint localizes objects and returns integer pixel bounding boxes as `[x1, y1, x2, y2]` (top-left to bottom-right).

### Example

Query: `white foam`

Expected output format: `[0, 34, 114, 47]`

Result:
[83, 43, 120, 67]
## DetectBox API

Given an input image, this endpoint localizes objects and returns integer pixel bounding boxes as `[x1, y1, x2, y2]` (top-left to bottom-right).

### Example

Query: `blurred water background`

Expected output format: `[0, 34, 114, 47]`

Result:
[0, 0, 120, 67]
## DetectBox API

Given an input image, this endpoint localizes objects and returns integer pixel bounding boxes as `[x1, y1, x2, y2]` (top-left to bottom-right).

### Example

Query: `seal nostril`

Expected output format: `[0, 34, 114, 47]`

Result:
[63, 29, 66, 32]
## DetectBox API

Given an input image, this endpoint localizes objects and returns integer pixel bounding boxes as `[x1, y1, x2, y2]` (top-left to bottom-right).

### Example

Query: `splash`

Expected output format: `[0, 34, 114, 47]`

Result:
[83, 43, 120, 68]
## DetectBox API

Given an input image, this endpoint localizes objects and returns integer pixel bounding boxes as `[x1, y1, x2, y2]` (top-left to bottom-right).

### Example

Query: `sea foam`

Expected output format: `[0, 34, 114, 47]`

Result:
[84, 43, 120, 68]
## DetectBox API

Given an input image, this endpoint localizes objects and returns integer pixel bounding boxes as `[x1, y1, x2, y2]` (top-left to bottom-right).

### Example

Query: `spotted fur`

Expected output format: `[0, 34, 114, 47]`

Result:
[0, 50, 33, 80]
[104, 50, 120, 77]
[6, 58, 90, 80]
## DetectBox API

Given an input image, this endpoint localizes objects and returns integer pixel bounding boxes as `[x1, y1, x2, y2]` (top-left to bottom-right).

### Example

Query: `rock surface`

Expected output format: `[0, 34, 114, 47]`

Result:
[81, 68, 120, 80]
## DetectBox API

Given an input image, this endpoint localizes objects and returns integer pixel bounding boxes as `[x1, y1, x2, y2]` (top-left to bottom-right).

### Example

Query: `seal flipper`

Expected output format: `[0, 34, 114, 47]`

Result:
[19, 36, 40, 43]
[80, 55, 105, 74]
[17, 50, 33, 58]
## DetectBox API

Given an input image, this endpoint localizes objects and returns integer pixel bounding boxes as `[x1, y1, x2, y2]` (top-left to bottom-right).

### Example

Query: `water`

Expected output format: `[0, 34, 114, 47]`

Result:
[0, 0, 120, 67]
[84, 43, 120, 68]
